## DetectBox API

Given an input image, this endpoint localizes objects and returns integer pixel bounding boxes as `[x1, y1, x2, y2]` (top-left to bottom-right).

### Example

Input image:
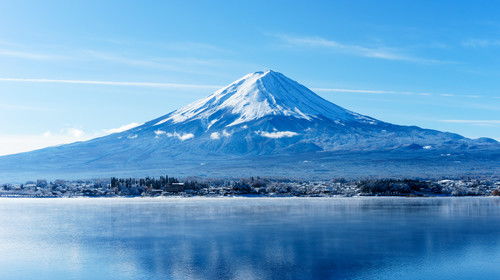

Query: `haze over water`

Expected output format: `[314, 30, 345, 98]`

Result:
[0, 197, 499, 280]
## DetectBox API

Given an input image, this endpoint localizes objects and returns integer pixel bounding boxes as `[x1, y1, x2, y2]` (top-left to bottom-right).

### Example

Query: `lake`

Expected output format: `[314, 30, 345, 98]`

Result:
[0, 197, 499, 279]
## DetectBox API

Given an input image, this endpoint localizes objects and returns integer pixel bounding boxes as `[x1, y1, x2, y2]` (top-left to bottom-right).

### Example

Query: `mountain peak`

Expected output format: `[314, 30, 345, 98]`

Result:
[230, 69, 288, 93]
[153, 70, 372, 127]
[248, 69, 277, 75]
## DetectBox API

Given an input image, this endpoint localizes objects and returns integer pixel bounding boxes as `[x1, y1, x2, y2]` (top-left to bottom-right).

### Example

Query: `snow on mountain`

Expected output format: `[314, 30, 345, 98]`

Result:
[115, 69, 494, 155]
[152, 70, 378, 128]
[60, 69, 497, 156]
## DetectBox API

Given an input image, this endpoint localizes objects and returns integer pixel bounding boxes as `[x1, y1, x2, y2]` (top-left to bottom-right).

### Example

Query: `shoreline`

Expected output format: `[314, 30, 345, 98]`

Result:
[1, 195, 499, 200]
[3, 177, 499, 198]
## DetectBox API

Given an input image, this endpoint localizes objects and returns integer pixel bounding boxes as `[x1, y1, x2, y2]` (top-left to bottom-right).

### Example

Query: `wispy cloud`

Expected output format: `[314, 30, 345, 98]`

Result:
[0, 103, 50, 111]
[312, 87, 492, 99]
[156, 41, 229, 54]
[313, 87, 416, 95]
[0, 42, 237, 77]
[1, 76, 494, 101]
[83, 50, 168, 68]
[104, 122, 141, 134]
[95, 38, 228, 54]
[0, 77, 220, 90]
[0, 122, 147, 156]
[0, 76, 437, 96]
[440, 120, 500, 126]
[0, 128, 93, 156]
[80, 50, 237, 76]
[462, 39, 500, 48]
[82, 50, 217, 70]
[0, 49, 66, 60]
[274, 34, 447, 64]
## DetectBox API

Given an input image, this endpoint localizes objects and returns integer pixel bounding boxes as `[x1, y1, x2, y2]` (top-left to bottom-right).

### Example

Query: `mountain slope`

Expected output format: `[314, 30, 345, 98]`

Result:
[152, 70, 374, 127]
[114, 70, 494, 154]
[0, 70, 498, 180]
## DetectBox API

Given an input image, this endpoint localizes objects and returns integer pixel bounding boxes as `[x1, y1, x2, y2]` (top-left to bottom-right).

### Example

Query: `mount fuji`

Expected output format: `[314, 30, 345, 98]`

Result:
[1, 70, 498, 180]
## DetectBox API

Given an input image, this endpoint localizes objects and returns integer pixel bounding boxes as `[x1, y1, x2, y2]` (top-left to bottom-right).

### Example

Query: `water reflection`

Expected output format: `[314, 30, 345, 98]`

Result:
[0, 198, 499, 279]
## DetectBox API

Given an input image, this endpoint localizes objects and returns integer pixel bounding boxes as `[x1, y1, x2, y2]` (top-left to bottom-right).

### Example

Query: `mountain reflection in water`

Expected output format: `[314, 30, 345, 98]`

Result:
[0, 197, 499, 280]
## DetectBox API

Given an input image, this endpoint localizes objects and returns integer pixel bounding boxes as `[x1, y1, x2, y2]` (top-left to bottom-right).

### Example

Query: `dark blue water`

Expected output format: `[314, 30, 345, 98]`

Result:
[0, 197, 499, 280]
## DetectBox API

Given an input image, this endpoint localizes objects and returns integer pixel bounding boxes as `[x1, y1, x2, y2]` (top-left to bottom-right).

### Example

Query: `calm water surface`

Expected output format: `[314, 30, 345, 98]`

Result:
[0, 197, 499, 280]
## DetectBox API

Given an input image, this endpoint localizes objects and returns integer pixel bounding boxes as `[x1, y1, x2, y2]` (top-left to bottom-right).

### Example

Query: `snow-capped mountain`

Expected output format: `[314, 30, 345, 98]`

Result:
[154, 70, 376, 128]
[0, 70, 498, 180]
[120, 70, 492, 154]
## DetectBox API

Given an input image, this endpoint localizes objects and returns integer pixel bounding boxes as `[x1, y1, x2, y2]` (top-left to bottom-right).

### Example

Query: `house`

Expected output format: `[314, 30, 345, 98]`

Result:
[164, 182, 184, 192]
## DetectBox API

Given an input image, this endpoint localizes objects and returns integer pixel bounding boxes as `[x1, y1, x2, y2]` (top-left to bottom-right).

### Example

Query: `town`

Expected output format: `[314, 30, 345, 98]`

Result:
[1, 176, 499, 197]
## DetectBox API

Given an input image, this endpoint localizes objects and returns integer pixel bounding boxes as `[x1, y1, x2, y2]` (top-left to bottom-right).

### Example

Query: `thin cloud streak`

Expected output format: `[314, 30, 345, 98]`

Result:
[95, 38, 229, 54]
[440, 120, 500, 126]
[0, 103, 50, 111]
[313, 88, 396, 94]
[313, 87, 489, 99]
[82, 50, 221, 70]
[0, 49, 65, 60]
[462, 39, 500, 48]
[313, 87, 427, 95]
[275, 34, 448, 64]
[0, 44, 238, 77]
[0, 77, 220, 90]
[0, 76, 492, 100]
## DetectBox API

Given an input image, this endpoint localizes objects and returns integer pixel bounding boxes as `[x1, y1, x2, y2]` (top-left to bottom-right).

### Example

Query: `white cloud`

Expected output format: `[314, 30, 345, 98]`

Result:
[313, 87, 494, 100]
[313, 88, 400, 94]
[210, 132, 220, 139]
[155, 131, 194, 141]
[79, 49, 247, 76]
[0, 122, 149, 156]
[172, 133, 194, 141]
[105, 122, 141, 134]
[462, 39, 500, 48]
[275, 34, 446, 64]
[67, 128, 84, 138]
[157, 41, 227, 53]
[0, 103, 50, 111]
[83, 50, 224, 68]
[82, 50, 209, 73]
[0, 49, 65, 60]
[257, 131, 299, 138]
[0, 77, 220, 90]
[154, 129, 167, 136]
[2, 76, 491, 101]
[440, 120, 500, 126]
[94, 39, 227, 54]
[210, 130, 231, 140]
[0, 128, 97, 156]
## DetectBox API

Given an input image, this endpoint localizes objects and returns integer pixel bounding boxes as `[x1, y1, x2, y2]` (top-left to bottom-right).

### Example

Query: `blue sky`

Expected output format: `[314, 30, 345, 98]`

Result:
[0, 0, 499, 155]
